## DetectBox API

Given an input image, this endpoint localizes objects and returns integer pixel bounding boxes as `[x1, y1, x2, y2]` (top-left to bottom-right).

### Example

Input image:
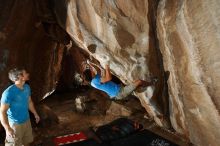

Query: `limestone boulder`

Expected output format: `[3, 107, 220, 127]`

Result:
[157, 0, 220, 145]
[45, 0, 166, 127]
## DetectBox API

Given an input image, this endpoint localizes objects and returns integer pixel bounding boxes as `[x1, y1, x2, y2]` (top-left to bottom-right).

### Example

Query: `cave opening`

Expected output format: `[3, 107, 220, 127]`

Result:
[23, 43, 187, 146]
[26, 46, 148, 145]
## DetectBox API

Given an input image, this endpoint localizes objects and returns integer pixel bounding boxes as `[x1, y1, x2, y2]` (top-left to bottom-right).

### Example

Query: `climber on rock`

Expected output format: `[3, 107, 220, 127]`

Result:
[82, 60, 157, 100]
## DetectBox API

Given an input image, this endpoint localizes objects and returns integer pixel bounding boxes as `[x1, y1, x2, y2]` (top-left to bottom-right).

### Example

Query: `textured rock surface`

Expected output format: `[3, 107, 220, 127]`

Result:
[0, 0, 220, 145]
[43, 0, 166, 127]
[157, 0, 220, 145]
[106, 102, 132, 117]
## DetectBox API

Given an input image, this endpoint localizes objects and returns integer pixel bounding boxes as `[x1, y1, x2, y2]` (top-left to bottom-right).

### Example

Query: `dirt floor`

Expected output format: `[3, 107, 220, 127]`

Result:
[0, 87, 190, 146]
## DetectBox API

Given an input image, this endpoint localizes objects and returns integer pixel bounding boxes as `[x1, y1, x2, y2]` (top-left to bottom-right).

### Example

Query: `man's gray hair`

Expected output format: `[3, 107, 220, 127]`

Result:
[8, 68, 24, 82]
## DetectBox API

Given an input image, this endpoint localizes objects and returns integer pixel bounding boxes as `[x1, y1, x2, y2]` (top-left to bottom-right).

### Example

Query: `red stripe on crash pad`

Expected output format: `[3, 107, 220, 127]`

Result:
[54, 132, 87, 146]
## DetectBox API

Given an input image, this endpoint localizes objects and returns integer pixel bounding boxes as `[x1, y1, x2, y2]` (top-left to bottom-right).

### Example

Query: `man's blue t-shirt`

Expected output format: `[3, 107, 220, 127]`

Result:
[91, 74, 121, 98]
[1, 84, 31, 124]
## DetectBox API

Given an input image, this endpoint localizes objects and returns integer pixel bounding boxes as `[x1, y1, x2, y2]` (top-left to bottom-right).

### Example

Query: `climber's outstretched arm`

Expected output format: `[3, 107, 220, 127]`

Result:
[101, 64, 112, 83]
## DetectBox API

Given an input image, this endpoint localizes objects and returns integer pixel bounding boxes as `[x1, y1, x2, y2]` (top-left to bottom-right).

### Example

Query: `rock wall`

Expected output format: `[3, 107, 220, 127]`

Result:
[42, 0, 167, 127]
[33, 0, 169, 131]
[0, 0, 65, 102]
[1, 0, 220, 145]
[157, 0, 220, 145]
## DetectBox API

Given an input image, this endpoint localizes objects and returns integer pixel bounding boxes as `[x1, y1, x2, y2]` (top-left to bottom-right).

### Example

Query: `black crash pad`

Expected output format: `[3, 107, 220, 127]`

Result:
[64, 118, 177, 146]
[65, 129, 178, 146]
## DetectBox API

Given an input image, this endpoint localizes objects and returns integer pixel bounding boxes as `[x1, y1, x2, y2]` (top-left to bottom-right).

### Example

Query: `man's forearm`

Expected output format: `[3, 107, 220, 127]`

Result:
[29, 102, 38, 116]
[29, 98, 38, 116]
[0, 111, 10, 130]
[105, 65, 112, 79]
[29, 98, 40, 123]
[101, 65, 112, 83]
[88, 63, 101, 74]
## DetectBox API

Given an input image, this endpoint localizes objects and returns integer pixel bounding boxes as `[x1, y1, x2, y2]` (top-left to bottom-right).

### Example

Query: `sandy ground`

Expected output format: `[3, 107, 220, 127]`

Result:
[0, 87, 190, 146]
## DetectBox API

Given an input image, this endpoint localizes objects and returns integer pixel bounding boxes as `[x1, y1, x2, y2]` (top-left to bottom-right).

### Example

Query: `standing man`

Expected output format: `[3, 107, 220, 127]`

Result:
[0, 68, 40, 146]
